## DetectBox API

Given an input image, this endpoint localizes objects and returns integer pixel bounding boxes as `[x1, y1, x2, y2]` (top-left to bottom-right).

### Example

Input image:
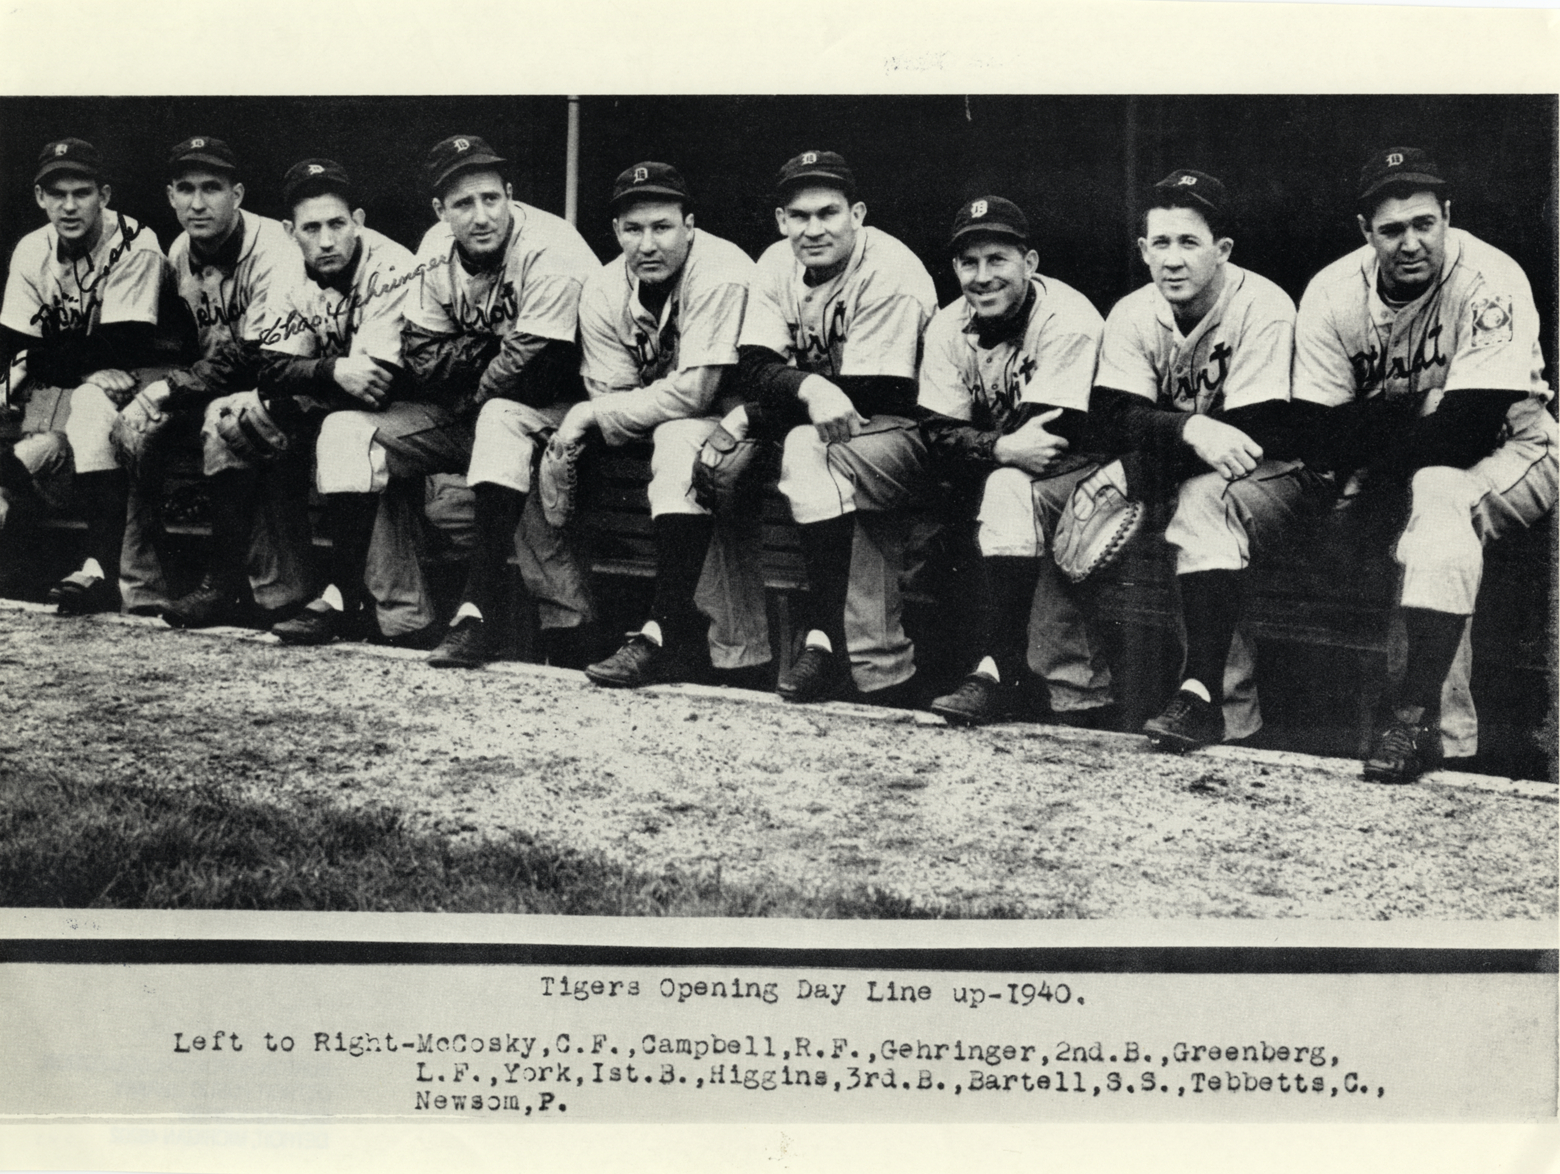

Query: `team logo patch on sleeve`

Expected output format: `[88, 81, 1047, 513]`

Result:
[1469, 295, 1514, 349]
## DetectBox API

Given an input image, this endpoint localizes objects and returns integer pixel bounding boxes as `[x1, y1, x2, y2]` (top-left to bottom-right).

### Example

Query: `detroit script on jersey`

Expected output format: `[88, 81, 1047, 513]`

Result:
[918, 275, 1103, 430]
[579, 229, 755, 392]
[167, 210, 304, 359]
[740, 225, 937, 382]
[1294, 228, 1549, 414]
[408, 201, 598, 348]
[1095, 263, 1296, 417]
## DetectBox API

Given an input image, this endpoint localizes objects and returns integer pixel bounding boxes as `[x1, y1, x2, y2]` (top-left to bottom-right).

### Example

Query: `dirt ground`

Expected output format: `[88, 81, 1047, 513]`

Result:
[1, 604, 1554, 919]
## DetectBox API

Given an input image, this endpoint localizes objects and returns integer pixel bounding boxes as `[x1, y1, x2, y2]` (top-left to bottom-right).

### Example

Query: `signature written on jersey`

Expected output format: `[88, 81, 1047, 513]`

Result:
[255, 263, 418, 352]
[27, 215, 148, 336]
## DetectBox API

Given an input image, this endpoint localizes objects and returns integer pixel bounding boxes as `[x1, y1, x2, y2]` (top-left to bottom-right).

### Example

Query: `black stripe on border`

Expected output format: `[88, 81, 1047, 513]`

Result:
[0, 941, 1553, 972]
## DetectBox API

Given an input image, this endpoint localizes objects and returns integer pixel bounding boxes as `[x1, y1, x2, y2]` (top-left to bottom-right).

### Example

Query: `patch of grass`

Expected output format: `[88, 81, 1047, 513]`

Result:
[0, 768, 1018, 918]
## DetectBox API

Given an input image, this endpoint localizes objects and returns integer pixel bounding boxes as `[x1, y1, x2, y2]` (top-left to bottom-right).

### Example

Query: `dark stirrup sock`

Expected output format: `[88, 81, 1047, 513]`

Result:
[796, 514, 855, 654]
[460, 482, 525, 615]
[1179, 569, 1245, 704]
[1399, 606, 1468, 714]
[649, 513, 716, 647]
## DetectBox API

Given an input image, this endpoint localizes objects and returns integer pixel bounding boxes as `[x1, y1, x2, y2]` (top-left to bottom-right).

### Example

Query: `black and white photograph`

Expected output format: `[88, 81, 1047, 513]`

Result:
[1, 91, 1553, 917]
[0, 0, 1556, 1167]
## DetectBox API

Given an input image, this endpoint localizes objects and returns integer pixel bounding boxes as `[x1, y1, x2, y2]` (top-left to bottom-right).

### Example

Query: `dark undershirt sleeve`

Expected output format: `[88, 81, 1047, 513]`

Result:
[163, 339, 266, 410]
[257, 352, 339, 401]
[7, 322, 158, 389]
[1085, 385, 1191, 456]
[920, 404, 1091, 470]
[737, 345, 809, 438]
[1381, 388, 1526, 475]
[1220, 400, 1295, 460]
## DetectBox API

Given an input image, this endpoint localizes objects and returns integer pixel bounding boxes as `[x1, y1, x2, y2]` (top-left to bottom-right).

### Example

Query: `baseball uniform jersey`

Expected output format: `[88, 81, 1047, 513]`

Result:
[407, 201, 598, 348]
[2, 210, 165, 345]
[578, 227, 754, 445]
[1095, 263, 1296, 415]
[918, 274, 1103, 427]
[1292, 227, 1549, 415]
[258, 226, 415, 367]
[168, 209, 305, 363]
[740, 225, 937, 382]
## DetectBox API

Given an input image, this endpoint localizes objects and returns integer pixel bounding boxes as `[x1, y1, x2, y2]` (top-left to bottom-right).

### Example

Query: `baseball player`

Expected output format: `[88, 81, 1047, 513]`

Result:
[247, 159, 437, 648]
[917, 196, 1114, 726]
[114, 136, 312, 628]
[0, 138, 169, 614]
[401, 135, 600, 669]
[1078, 169, 1325, 752]
[716, 150, 938, 704]
[1291, 147, 1557, 783]
[558, 162, 769, 688]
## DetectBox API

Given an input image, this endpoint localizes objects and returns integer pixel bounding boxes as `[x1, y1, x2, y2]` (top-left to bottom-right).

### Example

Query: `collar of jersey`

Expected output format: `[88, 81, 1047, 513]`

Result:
[1361, 229, 1462, 317]
[52, 210, 128, 266]
[187, 211, 248, 275]
[310, 235, 365, 295]
[1154, 263, 1244, 346]
[963, 278, 1041, 349]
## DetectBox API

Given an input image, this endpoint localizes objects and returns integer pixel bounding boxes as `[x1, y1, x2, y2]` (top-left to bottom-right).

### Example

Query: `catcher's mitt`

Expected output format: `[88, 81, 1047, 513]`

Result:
[1052, 469, 1146, 584]
[110, 390, 173, 482]
[538, 435, 586, 529]
[692, 424, 778, 516]
[214, 396, 292, 463]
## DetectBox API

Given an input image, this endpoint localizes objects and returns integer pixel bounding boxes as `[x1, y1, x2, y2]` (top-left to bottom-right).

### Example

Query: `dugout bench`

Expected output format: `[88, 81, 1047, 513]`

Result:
[6, 427, 1555, 781]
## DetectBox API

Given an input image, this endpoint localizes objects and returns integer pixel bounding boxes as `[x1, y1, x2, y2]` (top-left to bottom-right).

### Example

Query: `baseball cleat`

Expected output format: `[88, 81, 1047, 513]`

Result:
[1143, 688, 1224, 753]
[777, 645, 850, 704]
[929, 673, 1011, 726]
[162, 573, 245, 629]
[585, 633, 690, 689]
[272, 599, 353, 646]
[48, 571, 115, 616]
[1362, 712, 1434, 784]
[427, 616, 493, 669]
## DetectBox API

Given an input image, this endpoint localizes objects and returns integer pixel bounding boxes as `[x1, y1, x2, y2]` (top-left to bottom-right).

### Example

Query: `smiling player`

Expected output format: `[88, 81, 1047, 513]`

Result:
[716, 150, 938, 705]
[917, 196, 1114, 726]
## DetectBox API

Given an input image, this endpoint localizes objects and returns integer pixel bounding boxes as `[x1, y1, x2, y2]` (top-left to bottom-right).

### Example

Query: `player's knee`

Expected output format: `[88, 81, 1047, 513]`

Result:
[316, 412, 389, 495]
[1408, 465, 1480, 516]
[976, 467, 1042, 557]
[14, 431, 71, 478]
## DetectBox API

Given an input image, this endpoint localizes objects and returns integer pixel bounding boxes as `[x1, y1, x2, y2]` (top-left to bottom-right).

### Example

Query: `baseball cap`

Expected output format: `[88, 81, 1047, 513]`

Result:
[1358, 147, 1447, 205]
[776, 150, 856, 201]
[610, 162, 693, 212]
[282, 158, 352, 209]
[949, 196, 1030, 252]
[426, 134, 507, 196]
[34, 138, 102, 186]
[1152, 169, 1228, 219]
[168, 136, 239, 177]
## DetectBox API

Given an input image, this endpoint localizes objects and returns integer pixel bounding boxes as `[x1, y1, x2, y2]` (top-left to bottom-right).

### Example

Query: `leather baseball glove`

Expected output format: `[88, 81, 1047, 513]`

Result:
[214, 396, 293, 462]
[538, 435, 586, 529]
[110, 390, 173, 482]
[692, 424, 778, 516]
[1052, 466, 1146, 584]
